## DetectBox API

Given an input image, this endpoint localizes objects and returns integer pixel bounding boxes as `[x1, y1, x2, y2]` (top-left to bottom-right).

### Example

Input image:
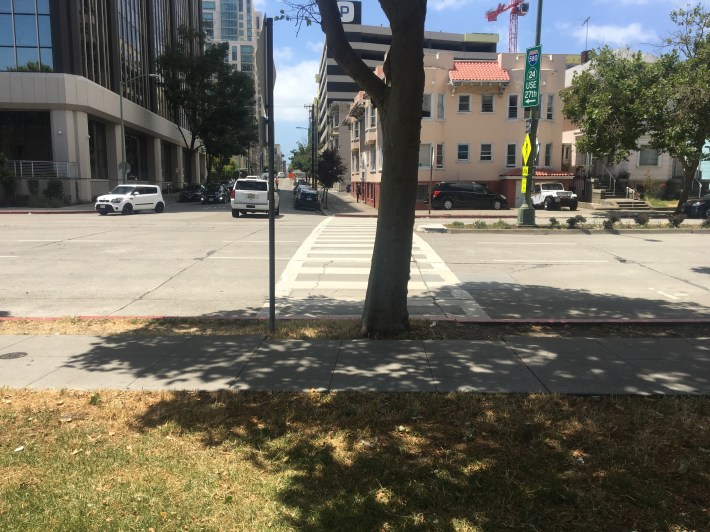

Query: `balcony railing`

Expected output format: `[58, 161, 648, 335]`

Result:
[3, 160, 79, 179]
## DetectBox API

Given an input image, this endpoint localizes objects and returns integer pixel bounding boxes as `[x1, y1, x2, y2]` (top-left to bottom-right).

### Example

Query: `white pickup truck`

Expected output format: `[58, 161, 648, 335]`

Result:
[231, 177, 280, 217]
[531, 182, 578, 211]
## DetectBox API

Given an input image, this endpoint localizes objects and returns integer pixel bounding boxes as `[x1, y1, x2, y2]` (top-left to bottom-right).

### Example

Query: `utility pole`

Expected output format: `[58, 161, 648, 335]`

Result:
[304, 104, 316, 188]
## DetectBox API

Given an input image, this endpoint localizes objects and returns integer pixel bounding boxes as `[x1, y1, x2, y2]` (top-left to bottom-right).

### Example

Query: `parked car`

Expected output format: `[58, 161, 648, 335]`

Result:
[201, 183, 229, 204]
[231, 177, 280, 217]
[178, 184, 205, 202]
[682, 194, 710, 218]
[531, 182, 578, 211]
[293, 186, 321, 210]
[95, 185, 165, 215]
[430, 182, 507, 210]
[293, 182, 310, 196]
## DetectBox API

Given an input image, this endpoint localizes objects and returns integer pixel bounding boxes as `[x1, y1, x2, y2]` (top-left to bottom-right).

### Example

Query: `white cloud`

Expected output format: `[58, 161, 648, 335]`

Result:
[430, 0, 473, 12]
[274, 59, 320, 123]
[274, 47, 295, 62]
[565, 22, 658, 47]
[306, 40, 324, 54]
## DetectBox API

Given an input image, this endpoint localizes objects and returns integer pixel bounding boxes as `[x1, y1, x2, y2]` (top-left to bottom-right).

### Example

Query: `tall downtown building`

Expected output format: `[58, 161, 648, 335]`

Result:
[0, 0, 203, 203]
[201, 0, 265, 174]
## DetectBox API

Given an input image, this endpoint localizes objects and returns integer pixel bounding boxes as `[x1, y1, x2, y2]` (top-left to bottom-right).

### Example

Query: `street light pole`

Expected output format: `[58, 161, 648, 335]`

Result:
[119, 73, 160, 184]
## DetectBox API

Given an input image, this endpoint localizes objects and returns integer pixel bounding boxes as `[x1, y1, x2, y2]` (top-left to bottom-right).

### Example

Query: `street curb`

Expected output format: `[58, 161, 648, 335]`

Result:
[1, 316, 709, 326]
[0, 210, 96, 215]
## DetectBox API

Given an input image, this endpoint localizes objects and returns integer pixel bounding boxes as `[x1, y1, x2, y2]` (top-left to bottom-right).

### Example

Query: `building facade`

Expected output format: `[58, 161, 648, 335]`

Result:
[316, 12, 501, 182]
[0, 0, 203, 203]
[343, 53, 574, 208]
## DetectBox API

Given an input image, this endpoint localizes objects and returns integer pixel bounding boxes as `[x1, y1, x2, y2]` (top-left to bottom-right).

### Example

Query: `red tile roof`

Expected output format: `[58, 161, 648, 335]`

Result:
[450, 61, 510, 82]
[501, 168, 575, 177]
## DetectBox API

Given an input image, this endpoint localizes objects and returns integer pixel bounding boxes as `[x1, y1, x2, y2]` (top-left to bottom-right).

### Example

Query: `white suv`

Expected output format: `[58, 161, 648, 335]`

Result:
[95, 185, 165, 215]
[231, 178, 279, 217]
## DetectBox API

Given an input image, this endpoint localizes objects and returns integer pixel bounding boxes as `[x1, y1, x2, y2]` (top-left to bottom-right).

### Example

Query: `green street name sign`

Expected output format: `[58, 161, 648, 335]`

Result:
[522, 45, 541, 108]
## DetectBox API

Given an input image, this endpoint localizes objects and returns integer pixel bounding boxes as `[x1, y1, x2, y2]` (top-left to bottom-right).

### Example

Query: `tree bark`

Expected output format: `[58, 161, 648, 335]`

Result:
[318, 0, 427, 335]
[677, 159, 700, 212]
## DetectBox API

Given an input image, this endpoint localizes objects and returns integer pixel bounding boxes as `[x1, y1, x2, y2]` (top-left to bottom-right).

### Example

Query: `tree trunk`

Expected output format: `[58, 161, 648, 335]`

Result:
[676, 160, 699, 212]
[360, 4, 426, 336]
[316, 0, 426, 336]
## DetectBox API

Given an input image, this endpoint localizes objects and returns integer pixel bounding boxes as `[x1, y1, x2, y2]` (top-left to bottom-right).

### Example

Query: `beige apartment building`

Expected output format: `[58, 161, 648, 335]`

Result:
[345, 52, 576, 208]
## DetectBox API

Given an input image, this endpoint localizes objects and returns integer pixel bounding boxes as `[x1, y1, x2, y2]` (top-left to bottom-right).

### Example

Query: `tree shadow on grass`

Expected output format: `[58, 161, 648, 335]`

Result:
[131, 391, 710, 531]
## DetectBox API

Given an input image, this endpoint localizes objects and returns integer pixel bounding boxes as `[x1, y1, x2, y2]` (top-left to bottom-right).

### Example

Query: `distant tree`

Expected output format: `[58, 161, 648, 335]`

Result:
[289, 142, 312, 176]
[561, 4, 710, 211]
[316, 147, 346, 208]
[158, 27, 257, 179]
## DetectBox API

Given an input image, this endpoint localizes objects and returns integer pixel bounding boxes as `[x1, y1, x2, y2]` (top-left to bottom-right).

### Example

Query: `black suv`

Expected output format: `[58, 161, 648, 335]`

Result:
[430, 182, 507, 210]
[294, 186, 321, 210]
[178, 184, 205, 202]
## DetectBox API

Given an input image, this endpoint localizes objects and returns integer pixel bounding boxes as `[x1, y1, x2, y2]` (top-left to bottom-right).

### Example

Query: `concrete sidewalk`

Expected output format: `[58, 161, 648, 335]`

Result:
[1, 334, 708, 395]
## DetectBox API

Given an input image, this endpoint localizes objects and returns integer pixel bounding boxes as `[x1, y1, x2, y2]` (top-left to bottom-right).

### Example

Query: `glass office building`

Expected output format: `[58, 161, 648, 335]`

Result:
[0, 0, 204, 202]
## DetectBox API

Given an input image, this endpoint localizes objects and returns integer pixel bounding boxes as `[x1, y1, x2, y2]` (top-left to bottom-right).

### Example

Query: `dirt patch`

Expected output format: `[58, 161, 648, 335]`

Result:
[0, 317, 708, 340]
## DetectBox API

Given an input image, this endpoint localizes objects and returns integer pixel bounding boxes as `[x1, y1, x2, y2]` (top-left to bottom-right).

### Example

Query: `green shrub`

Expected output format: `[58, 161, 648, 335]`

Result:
[633, 213, 651, 226]
[43, 178, 64, 200]
[701, 219, 710, 229]
[490, 220, 512, 229]
[549, 217, 560, 228]
[27, 178, 40, 196]
[473, 220, 488, 229]
[27, 195, 64, 208]
[449, 221, 465, 228]
[666, 213, 686, 228]
[566, 215, 586, 228]
[603, 213, 621, 230]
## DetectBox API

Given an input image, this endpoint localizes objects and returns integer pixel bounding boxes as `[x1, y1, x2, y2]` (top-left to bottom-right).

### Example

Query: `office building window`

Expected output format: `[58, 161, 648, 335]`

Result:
[458, 94, 470, 112]
[506, 144, 516, 167]
[480, 143, 492, 161]
[0, 0, 53, 71]
[457, 144, 469, 161]
[481, 94, 494, 113]
[88, 119, 108, 180]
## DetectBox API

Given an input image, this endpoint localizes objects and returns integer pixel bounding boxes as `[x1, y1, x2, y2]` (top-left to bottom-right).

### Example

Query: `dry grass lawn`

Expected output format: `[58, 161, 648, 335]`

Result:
[1, 390, 709, 531]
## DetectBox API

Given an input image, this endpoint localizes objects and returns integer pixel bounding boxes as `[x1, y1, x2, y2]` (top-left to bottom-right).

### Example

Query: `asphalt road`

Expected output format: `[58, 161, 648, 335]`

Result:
[0, 198, 709, 320]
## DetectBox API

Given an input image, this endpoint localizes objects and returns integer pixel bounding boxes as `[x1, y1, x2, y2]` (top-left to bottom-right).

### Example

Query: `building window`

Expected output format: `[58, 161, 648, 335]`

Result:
[639, 145, 659, 166]
[369, 105, 376, 128]
[418, 143, 432, 167]
[506, 144, 516, 167]
[524, 103, 541, 119]
[508, 94, 518, 119]
[458, 94, 470, 112]
[544, 143, 553, 167]
[436, 144, 444, 168]
[352, 120, 360, 139]
[457, 144, 469, 161]
[481, 94, 494, 113]
[562, 144, 571, 165]
[0, 1, 53, 72]
[370, 144, 376, 172]
[480, 143, 492, 162]
[203, 1, 216, 8]
[88, 119, 108, 180]
[422, 93, 432, 119]
[437, 94, 445, 120]
[546, 94, 554, 120]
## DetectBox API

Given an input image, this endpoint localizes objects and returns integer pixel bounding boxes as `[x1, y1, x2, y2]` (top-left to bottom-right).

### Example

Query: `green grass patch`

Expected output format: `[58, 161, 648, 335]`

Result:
[1, 390, 708, 530]
[643, 197, 678, 208]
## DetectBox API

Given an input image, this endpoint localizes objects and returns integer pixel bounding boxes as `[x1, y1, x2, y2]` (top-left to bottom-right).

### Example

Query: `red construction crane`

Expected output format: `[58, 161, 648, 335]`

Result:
[485, 1, 529, 53]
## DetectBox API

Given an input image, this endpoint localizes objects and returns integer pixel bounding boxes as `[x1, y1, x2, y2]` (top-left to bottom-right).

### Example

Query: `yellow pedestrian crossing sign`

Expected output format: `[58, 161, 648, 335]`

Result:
[522, 135, 531, 165]
[522, 166, 529, 176]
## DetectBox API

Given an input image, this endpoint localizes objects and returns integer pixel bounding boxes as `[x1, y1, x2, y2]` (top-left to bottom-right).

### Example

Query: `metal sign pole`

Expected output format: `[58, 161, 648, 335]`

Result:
[266, 18, 276, 333]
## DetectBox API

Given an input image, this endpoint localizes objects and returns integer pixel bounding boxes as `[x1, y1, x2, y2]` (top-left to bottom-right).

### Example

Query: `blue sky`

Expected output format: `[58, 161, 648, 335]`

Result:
[255, 0, 710, 163]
